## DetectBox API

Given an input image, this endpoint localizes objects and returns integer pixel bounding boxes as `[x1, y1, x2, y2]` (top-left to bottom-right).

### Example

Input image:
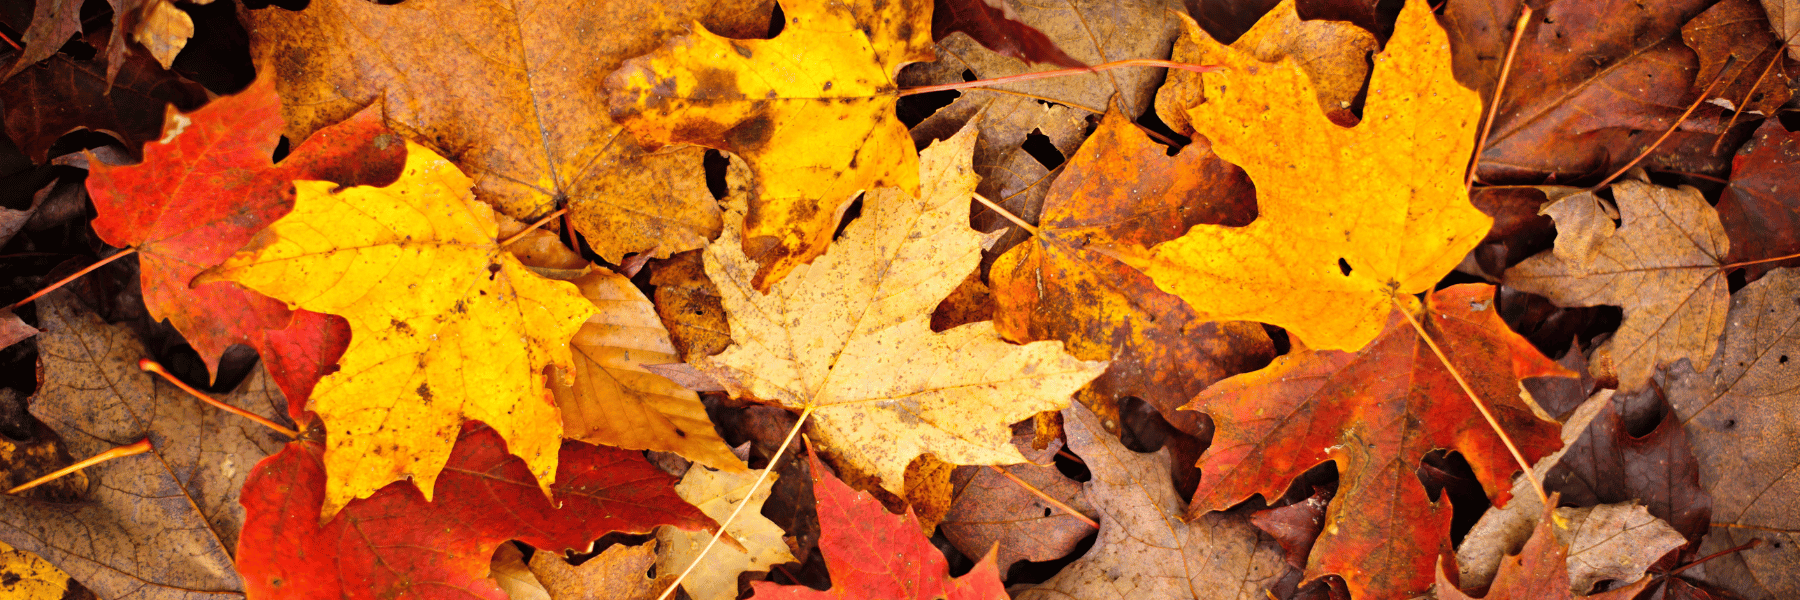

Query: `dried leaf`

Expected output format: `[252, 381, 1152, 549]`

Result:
[656, 466, 795, 600]
[1157, 1, 1376, 131]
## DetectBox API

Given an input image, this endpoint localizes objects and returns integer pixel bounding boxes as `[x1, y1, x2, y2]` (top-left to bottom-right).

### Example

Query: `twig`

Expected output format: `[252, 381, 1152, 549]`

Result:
[1467, 5, 1533, 189]
[140, 359, 300, 439]
[1591, 59, 1735, 191]
[1394, 298, 1547, 506]
[7, 438, 151, 494]
[657, 406, 815, 600]
[6, 248, 139, 310]
[899, 60, 1220, 97]
[500, 208, 568, 247]
[989, 464, 1098, 529]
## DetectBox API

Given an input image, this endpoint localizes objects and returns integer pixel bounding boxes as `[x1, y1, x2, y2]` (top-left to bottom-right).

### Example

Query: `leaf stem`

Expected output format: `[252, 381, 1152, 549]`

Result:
[500, 208, 568, 247]
[988, 464, 1098, 529]
[139, 359, 299, 439]
[1467, 4, 1532, 190]
[7, 438, 151, 494]
[1591, 58, 1734, 191]
[1393, 298, 1547, 506]
[970, 193, 1039, 236]
[1711, 43, 1783, 154]
[898, 60, 1221, 97]
[1723, 251, 1800, 270]
[6, 248, 138, 310]
[0, 29, 18, 52]
[1667, 538, 1762, 577]
[656, 405, 814, 600]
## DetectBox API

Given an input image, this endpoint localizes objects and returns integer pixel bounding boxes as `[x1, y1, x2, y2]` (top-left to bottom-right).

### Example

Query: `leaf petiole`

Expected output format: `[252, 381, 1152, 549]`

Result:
[898, 59, 1220, 97]
[139, 359, 300, 439]
[6, 438, 151, 494]
[5, 247, 138, 310]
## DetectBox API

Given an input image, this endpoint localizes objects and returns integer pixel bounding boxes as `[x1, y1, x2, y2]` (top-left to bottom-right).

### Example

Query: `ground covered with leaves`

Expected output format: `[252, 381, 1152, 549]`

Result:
[0, 0, 1797, 598]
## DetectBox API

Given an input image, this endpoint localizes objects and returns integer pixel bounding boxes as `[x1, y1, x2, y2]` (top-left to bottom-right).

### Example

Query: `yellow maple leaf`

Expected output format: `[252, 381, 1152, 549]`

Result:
[606, 0, 933, 290]
[201, 143, 596, 518]
[1122, 0, 1488, 352]
[696, 122, 1107, 492]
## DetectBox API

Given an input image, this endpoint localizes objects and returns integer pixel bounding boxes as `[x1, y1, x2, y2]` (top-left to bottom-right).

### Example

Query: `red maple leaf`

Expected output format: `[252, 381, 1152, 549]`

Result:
[236, 425, 716, 600]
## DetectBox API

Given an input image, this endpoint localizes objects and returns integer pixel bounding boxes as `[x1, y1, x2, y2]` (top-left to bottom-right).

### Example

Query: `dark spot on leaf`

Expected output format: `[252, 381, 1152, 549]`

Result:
[417, 384, 433, 403]
[726, 113, 776, 153]
[1338, 258, 1353, 276]
[731, 42, 754, 59]
[392, 320, 413, 335]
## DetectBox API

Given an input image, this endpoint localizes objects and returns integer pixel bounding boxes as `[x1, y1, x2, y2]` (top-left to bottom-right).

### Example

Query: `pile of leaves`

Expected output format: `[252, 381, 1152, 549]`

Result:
[1, 0, 1797, 598]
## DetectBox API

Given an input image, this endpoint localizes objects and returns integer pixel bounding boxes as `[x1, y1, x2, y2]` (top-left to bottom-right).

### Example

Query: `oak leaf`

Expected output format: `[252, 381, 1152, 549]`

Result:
[749, 452, 1008, 599]
[1014, 403, 1287, 600]
[606, 0, 934, 288]
[551, 268, 743, 471]
[0, 292, 289, 600]
[1123, 0, 1488, 352]
[656, 465, 795, 600]
[693, 122, 1105, 494]
[1184, 285, 1567, 599]
[201, 143, 597, 518]
[235, 426, 714, 600]
[244, 0, 772, 262]
[86, 75, 404, 393]
[989, 107, 1272, 437]
[1503, 179, 1730, 392]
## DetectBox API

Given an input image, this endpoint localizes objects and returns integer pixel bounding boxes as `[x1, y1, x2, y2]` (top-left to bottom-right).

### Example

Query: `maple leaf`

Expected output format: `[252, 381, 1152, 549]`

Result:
[942, 429, 1093, 573]
[990, 107, 1273, 437]
[86, 75, 405, 394]
[1156, 1, 1376, 131]
[750, 451, 1008, 599]
[1665, 267, 1800, 599]
[551, 268, 744, 472]
[1544, 391, 1711, 547]
[236, 426, 715, 600]
[1682, 0, 1791, 116]
[1121, 0, 1488, 352]
[606, 0, 934, 288]
[527, 542, 669, 600]
[1, 0, 165, 86]
[1015, 403, 1288, 600]
[1503, 179, 1730, 392]
[1185, 285, 1568, 599]
[0, 540, 85, 600]
[656, 464, 796, 600]
[0, 292, 289, 600]
[932, 0, 1084, 67]
[1437, 498, 1655, 600]
[200, 143, 597, 518]
[0, 25, 208, 164]
[243, 0, 773, 263]
[692, 122, 1105, 494]
[1720, 119, 1800, 278]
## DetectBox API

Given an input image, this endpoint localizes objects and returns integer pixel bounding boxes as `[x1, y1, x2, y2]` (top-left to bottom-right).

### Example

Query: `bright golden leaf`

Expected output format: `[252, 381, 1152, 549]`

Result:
[607, 0, 933, 289]
[1124, 0, 1489, 351]
[656, 465, 795, 600]
[696, 123, 1107, 492]
[202, 143, 596, 518]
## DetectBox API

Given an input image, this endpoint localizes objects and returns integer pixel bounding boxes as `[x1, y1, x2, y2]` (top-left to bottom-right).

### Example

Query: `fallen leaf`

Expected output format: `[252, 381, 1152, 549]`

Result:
[989, 108, 1271, 436]
[650, 250, 733, 362]
[1436, 498, 1655, 600]
[2, 0, 155, 87]
[490, 543, 550, 600]
[235, 426, 715, 600]
[1459, 498, 1686, 596]
[244, 0, 772, 262]
[606, 0, 934, 288]
[0, 420, 86, 503]
[1719, 119, 1800, 278]
[1156, 1, 1376, 131]
[131, 0, 192, 69]
[0, 292, 289, 600]
[749, 451, 1008, 599]
[530, 543, 669, 600]
[1504, 179, 1730, 392]
[1123, 0, 1488, 352]
[693, 121, 1105, 493]
[0, 309, 36, 350]
[1015, 402, 1287, 600]
[656, 465, 795, 600]
[1545, 390, 1712, 546]
[86, 74, 405, 387]
[941, 456, 1095, 574]
[1252, 487, 1332, 571]
[1682, 0, 1790, 116]
[1665, 267, 1800, 600]
[0, 26, 208, 163]
[0, 541, 93, 600]
[200, 142, 597, 518]
[1762, 0, 1800, 59]
[933, 0, 1084, 67]
[1184, 285, 1568, 599]
[552, 268, 744, 472]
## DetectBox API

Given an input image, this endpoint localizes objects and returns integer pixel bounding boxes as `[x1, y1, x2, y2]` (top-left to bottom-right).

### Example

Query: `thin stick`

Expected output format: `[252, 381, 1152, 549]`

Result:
[1723, 251, 1800, 270]
[8, 438, 151, 494]
[900, 60, 1220, 97]
[500, 208, 567, 247]
[989, 464, 1098, 529]
[1591, 61, 1734, 191]
[657, 406, 815, 600]
[1395, 299, 1548, 506]
[6, 248, 138, 310]
[1468, 5, 1533, 189]
[139, 359, 300, 439]
[1711, 45, 1782, 154]
[1667, 538, 1763, 577]
[971, 193, 1039, 236]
